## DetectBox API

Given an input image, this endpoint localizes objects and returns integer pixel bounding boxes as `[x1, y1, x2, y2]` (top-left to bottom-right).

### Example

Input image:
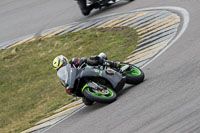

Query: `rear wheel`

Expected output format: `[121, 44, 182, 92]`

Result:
[83, 85, 117, 104]
[82, 97, 94, 106]
[120, 63, 145, 85]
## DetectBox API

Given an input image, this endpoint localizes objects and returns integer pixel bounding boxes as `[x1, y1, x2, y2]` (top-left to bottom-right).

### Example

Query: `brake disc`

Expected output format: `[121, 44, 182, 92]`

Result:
[93, 89, 109, 95]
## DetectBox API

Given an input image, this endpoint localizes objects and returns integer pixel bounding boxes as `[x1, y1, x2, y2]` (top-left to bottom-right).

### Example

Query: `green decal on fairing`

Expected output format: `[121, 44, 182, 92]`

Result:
[94, 69, 103, 76]
[99, 71, 103, 76]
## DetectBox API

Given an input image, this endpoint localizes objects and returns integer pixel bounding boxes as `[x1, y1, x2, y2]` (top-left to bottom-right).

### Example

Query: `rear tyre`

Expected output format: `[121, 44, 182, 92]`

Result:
[82, 97, 94, 106]
[83, 86, 117, 104]
[121, 63, 145, 85]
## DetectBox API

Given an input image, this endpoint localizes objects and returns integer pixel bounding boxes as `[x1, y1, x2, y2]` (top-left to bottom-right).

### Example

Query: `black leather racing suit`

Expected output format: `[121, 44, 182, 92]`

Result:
[69, 56, 120, 68]
[69, 57, 87, 68]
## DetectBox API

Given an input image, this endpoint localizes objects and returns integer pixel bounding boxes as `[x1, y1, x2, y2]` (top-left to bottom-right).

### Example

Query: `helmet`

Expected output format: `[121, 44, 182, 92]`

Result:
[53, 55, 69, 70]
[98, 52, 107, 60]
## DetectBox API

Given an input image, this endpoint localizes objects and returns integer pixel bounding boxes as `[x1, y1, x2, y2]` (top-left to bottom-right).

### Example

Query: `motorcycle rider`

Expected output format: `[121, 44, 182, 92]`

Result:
[53, 53, 120, 71]
[53, 53, 120, 105]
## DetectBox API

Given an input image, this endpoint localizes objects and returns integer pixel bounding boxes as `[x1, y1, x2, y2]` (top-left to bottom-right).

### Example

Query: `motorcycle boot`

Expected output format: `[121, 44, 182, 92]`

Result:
[105, 60, 120, 69]
[111, 61, 120, 69]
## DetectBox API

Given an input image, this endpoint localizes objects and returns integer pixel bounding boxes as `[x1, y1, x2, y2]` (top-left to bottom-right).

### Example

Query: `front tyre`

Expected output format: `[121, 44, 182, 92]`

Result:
[83, 85, 117, 104]
[121, 63, 145, 85]
[77, 0, 90, 16]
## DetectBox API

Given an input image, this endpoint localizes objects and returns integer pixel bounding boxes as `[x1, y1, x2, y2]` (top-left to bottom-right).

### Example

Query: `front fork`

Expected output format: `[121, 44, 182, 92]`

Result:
[82, 81, 103, 93]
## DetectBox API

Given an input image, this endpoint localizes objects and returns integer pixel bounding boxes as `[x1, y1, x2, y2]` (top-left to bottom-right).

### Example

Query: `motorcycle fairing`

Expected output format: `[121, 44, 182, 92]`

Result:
[57, 64, 77, 90]
[80, 67, 125, 92]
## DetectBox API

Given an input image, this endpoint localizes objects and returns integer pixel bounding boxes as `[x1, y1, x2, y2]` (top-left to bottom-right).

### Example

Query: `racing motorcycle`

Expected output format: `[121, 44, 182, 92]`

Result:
[77, 0, 133, 16]
[86, 0, 120, 8]
[57, 56, 144, 105]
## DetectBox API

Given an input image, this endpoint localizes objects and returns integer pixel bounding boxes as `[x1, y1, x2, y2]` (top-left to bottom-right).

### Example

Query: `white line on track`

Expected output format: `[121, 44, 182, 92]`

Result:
[140, 7, 190, 68]
[41, 105, 86, 133]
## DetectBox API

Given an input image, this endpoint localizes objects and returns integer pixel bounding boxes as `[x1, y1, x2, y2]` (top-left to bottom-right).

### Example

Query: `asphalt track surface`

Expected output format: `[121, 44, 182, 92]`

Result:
[1, 0, 200, 133]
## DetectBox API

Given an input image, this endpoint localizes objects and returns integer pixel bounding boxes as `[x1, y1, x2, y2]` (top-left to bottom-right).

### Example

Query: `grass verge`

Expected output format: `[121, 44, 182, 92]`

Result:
[0, 27, 139, 133]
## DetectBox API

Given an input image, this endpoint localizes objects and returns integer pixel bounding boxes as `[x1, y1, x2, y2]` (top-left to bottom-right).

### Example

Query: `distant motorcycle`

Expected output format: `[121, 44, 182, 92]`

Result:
[77, 0, 133, 16]
[87, 0, 120, 8]
[57, 56, 144, 105]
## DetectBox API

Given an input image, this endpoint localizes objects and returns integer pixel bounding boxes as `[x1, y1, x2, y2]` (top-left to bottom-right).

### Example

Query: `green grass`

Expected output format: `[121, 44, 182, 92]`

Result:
[0, 27, 139, 133]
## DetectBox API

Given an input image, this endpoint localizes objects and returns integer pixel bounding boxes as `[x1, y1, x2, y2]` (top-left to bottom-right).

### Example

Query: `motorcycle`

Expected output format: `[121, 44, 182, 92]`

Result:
[77, 0, 133, 16]
[87, 0, 120, 8]
[57, 56, 144, 105]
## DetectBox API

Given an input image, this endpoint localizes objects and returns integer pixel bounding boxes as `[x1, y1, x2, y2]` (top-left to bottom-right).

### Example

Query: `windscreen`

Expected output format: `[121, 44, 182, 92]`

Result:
[57, 64, 77, 89]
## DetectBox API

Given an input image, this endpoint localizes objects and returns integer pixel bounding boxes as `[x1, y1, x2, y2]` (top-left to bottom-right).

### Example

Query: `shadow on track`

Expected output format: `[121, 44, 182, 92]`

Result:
[117, 78, 147, 98]
[117, 84, 135, 98]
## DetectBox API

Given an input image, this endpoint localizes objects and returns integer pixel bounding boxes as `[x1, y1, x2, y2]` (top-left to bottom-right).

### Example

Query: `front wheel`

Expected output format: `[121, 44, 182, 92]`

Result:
[120, 63, 145, 85]
[77, 0, 90, 16]
[82, 84, 117, 104]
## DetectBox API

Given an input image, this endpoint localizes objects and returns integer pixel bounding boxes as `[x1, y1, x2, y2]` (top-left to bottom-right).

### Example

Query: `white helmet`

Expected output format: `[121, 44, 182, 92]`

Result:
[98, 52, 107, 60]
